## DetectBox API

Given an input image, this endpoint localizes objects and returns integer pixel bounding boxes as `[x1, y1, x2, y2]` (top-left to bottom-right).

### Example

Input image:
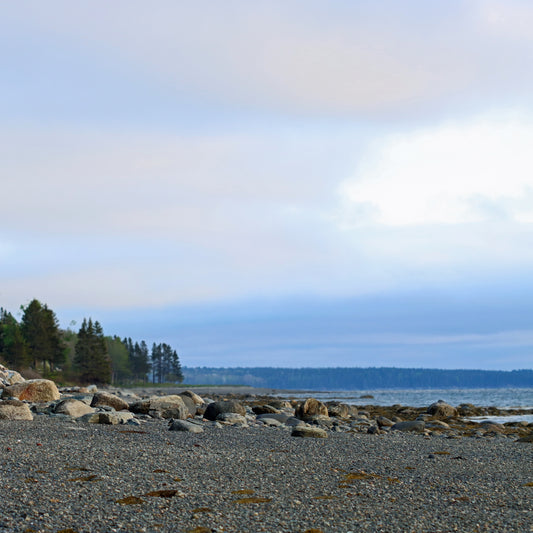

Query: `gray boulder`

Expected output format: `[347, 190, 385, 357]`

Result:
[54, 398, 94, 418]
[391, 420, 426, 433]
[90, 391, 129, 411]
[168, 419, 204, 433]
[203, 400, 246, 421]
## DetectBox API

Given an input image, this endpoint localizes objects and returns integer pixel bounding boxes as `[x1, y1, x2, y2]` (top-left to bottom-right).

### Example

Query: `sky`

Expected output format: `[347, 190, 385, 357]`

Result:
[1, 1, 533, 370]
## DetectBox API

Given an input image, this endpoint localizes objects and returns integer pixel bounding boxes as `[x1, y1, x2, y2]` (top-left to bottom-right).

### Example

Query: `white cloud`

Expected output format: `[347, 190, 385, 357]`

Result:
[339, 113, 533, 227]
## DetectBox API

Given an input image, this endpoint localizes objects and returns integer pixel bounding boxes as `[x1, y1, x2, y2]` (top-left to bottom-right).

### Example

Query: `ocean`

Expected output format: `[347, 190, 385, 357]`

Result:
[277, 387, 533, 424]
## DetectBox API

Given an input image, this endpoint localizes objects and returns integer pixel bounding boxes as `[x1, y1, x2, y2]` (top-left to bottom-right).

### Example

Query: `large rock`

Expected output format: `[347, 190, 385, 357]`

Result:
[168, 419, 204, 433]
[291, 426, 328, 438]
[203, 400, 246, 421]
[79, 411, 134, 425]
[178, 394, 197, 417]
[54, 398, 94, 418]
[0, 399, 33, 420]
[391, 421, 426, 433]
[327, 403, 351, 418]
[0, 365, 25, 387]
[178, 390, 204, 405]
[295, 398, 329, 420]
[130, 395, 188, 420]
[427, 400, 458, 419]
[2, 379, 60, 402]
[90, 391, 129, 411]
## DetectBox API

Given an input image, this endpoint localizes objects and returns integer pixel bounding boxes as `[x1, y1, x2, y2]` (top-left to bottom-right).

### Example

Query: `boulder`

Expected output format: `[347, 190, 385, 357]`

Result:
[130, 395, 188, 420]
[0, 399, 33, 420]
[54, 398, 94, 418]
[327, 403, 351, 418]
[291, 426, 328, 438]
[90, 391, 130, 411]
[517, 432, 533, 443]
[216, 413, 248, 426]
[427, 400, 458, 419]
[79, 411, 134, 425]
[295, 398, 329, 420]
[168, 419, 204, 433]
[178, 390, 204, 405]
[376, 416, 395, 428]
[2, 379, 60, 402]
[252, 404, 280, 415]
[0, 365, 25, 387]
[203, 400, 246, 421]
[178, 394, 197, 417]
[391, 421, 426, 433]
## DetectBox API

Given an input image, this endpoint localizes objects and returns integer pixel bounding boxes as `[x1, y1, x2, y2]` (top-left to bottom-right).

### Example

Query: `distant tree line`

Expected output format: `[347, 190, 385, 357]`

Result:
[0, 299, 183, 386]
[182, 366, 533, 390]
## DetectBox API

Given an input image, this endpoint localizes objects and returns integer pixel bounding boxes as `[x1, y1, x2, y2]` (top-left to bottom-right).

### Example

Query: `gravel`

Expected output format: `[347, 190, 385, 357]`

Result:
[0, 416, 532, 532]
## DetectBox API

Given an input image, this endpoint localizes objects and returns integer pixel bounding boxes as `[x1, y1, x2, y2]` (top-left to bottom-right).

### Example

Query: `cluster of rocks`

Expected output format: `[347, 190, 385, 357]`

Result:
[1, 363, 532, 442]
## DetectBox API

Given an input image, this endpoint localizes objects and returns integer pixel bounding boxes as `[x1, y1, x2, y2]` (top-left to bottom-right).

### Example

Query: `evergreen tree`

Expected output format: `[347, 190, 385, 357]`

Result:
[20, 299, 65, 374]
[106, 336, 131, 384]
[73, 318, 112, 384]
[0, 308, 29, 369]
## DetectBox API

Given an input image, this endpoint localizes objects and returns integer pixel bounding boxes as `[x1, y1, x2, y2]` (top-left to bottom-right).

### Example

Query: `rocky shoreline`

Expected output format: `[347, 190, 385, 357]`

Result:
[1, 365, 532, 532]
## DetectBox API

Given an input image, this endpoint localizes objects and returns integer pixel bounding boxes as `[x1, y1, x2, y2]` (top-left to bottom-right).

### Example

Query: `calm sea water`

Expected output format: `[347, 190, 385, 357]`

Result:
[277, 388, 533, 423]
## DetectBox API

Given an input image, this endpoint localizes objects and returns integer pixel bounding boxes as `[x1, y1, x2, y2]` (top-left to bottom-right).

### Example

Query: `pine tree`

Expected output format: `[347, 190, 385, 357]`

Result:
[20, 299, 65, 374]
[73, 318, 112, 384]
[0, 308, 29, 369]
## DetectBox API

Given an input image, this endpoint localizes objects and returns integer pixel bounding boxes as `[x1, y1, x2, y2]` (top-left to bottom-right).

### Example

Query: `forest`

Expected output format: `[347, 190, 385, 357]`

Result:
[182, 366, 533, 390]
[0, 299, 183, 386]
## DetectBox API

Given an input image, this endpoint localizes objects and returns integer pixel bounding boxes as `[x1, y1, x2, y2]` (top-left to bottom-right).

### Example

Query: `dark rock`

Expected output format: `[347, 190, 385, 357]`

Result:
[203, 400, 246, 421]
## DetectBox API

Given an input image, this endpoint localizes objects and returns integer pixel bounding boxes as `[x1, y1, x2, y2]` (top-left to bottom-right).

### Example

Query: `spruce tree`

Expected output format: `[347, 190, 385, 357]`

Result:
[20, 299, 65, 374]
[73, 318, 112, 384]
[0, 308, 29, 369]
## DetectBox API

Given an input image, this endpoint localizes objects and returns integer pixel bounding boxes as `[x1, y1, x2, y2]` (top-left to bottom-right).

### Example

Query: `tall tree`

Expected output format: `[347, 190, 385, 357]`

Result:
[0, 308, 29, 369]
[20, 299, 65, 374]
[73, 318, 112, 384]
[106, 336, 131, 384]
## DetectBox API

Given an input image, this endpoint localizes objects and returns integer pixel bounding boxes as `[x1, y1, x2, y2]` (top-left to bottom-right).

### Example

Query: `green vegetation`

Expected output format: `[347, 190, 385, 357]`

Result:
[0, 298, 183, 386]
[182, 366, 533, 390]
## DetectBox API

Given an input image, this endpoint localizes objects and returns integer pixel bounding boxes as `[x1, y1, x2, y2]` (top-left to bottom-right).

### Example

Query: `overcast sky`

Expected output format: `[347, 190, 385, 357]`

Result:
[2, 2, 533, 370]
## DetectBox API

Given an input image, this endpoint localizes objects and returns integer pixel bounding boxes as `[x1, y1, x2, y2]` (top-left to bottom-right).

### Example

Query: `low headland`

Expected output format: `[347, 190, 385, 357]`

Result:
[1, 365, 532, 532]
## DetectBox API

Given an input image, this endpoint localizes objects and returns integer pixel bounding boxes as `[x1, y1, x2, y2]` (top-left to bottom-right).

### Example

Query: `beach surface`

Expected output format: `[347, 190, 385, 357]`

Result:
[1, 412, 532, 533]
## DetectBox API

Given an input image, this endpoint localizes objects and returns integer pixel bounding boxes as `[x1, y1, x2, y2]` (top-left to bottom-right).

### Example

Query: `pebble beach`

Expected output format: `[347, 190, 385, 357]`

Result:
[0, 373, 532, 532]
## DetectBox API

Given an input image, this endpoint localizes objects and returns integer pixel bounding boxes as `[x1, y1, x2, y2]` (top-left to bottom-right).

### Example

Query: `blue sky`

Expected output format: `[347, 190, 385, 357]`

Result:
[2, 1, 533, 370]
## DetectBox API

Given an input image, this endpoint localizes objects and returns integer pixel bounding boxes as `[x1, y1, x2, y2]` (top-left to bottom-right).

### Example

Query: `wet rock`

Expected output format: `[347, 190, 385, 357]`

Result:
[2, 379, 60, 402]
[0, 399, 33, 420]
[90, 391, 129, 411]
